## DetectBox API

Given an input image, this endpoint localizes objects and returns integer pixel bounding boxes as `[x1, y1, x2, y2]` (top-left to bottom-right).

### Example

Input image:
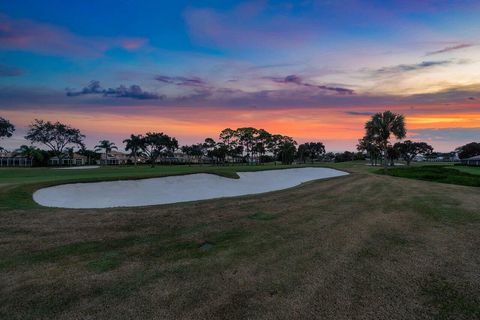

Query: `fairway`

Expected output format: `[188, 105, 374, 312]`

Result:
[1, 162, 479, 319]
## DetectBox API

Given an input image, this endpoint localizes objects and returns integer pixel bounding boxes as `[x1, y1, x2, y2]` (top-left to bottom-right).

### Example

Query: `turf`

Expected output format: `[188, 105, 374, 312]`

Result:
[0, 162, 479, 319]
[378, 165, 480, 187]
[453, 165, 480, 176]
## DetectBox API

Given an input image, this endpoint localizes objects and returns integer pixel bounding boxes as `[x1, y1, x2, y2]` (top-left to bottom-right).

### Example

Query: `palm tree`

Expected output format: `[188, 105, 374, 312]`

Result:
[95, 140, 118, 166]
[15, 145, 43, 166]
[365, 111, 406, 167]
[123, 134, 144, 167]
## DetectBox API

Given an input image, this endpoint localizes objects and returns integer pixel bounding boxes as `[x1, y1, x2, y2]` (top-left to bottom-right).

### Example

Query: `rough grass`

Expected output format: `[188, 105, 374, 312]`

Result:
[421, 274, 480, 319]
[0, 162, 479, 319]
[378, 165, 480, 187]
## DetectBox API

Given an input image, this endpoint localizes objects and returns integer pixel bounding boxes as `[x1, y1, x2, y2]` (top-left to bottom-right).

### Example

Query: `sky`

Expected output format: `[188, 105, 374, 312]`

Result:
[1, 0, 479, 152]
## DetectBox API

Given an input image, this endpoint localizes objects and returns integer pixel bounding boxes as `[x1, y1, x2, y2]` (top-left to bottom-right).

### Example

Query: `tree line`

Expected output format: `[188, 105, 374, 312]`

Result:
[2, 115, 480, 167]
[0, 118, 329, 166]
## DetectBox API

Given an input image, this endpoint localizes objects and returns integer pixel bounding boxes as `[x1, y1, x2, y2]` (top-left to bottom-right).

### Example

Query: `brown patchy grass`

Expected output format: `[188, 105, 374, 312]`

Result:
[1, 165, 480, 319]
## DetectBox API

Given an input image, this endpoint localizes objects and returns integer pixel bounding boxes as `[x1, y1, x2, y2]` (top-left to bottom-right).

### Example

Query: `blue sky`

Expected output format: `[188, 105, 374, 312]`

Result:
[1, 0, 480, 151]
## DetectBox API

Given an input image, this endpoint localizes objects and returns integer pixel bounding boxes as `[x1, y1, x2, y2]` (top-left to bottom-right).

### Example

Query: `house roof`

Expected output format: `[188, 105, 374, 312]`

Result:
[50, 153, 87, 160]
[100, 151, 131, 160]
[462, 155, 480, 161]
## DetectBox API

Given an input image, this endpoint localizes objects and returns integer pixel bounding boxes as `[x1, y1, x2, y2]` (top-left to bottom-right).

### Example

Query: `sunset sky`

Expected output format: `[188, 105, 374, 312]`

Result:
[1, 0, 480, 152]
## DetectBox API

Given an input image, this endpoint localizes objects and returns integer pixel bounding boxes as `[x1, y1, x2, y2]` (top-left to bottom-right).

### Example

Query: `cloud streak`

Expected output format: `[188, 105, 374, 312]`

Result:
[267, 75, 355, 95]
[374, 60, 451, 75]
[155, 75, 207, 87]
[345, 111, 375, 116]
[67, 81, 162, 100]
[426, 43, 474, 56]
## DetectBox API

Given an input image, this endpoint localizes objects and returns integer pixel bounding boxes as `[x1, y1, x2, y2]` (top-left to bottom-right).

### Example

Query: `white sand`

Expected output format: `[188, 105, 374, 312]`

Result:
[33, 167, 348, 209]
[54, 166, 100, 170]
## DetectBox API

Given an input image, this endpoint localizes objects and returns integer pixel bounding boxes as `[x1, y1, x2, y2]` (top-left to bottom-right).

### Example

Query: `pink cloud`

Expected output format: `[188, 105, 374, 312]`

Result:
[183, 4, 316, 49]
[0, 14, 148, 57]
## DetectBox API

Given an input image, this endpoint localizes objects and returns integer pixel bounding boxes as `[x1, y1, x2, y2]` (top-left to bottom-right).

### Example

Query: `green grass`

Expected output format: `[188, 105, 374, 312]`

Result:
[378, 165, 480, 187]
[453, 165, 480, 176]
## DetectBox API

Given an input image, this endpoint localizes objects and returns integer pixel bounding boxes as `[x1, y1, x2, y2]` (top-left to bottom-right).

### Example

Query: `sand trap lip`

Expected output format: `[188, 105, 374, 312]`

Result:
[33, 167, 348, 209]
[54, 166, 100, 170]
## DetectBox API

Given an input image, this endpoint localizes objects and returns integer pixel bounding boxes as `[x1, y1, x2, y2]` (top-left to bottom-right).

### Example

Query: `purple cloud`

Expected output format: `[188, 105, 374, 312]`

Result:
[67, 81, 163, 100]
[267, 75, 354, 95]
[155, 75, 207, 87]
[345, 111, 375, 116]
[374, 60, 451, 75]
[0, 14, 147, 57]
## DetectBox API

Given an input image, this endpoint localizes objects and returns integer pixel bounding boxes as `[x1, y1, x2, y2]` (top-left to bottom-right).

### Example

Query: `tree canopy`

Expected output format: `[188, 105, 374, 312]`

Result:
[0, 117, 15, 139]
[24, 119, 85, 160]
[123, 134, 144, 166]
[141, 132, 178, 167]
[455, 142, 480, 159]
[394, 140, 433, 165]
[364, 111, 406, 166]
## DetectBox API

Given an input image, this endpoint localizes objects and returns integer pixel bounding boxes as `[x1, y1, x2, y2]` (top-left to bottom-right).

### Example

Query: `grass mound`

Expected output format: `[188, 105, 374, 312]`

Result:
[378, 165, 480, 187]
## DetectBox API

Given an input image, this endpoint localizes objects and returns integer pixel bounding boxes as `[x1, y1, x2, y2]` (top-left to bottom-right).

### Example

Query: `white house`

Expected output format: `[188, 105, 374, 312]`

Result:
[49, 154, 88, 166]
[98, 150, 133, 165]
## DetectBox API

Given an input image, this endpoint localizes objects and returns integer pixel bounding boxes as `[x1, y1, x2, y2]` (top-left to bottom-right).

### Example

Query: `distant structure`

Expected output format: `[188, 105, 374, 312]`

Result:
[0, 152, 33, 167]
[98, 150, 132, 165]
[49, 154, 88, 166]
[460, 155, 480, 166]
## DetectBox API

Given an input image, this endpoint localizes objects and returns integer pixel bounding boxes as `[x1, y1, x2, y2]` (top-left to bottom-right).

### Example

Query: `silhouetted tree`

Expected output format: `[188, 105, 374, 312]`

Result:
[357, 135, 381, 166]
[95, 140, 118, 166]
[394, 140, 433, 165]
[25, 119, 85, 164]
[15, 145, 43, 166]
[123, 134, 144, 167]
[142, 132, 176, 167]
[0, 117, 15, 146]
[278, 136, 297, 164]
[365, 111, 406, 167]
[455, 142, 480, 159]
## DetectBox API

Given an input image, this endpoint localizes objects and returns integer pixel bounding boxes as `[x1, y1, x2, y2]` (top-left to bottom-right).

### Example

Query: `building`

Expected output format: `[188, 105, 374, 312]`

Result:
[460, 155, 480, 166]
[49, 154, 87, 166]
[424, 152, 460, 162]
[98, 150, 133, 165]
[0, 152, 33, 167]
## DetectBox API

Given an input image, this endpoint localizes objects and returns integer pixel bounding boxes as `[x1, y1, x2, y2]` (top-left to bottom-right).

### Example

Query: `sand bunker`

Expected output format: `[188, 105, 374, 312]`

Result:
[33, 167, 348, 209]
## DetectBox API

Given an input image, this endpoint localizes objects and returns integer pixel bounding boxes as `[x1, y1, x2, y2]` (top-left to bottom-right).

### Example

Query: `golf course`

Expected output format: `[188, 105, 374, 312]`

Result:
[1, 162, 479, 319]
